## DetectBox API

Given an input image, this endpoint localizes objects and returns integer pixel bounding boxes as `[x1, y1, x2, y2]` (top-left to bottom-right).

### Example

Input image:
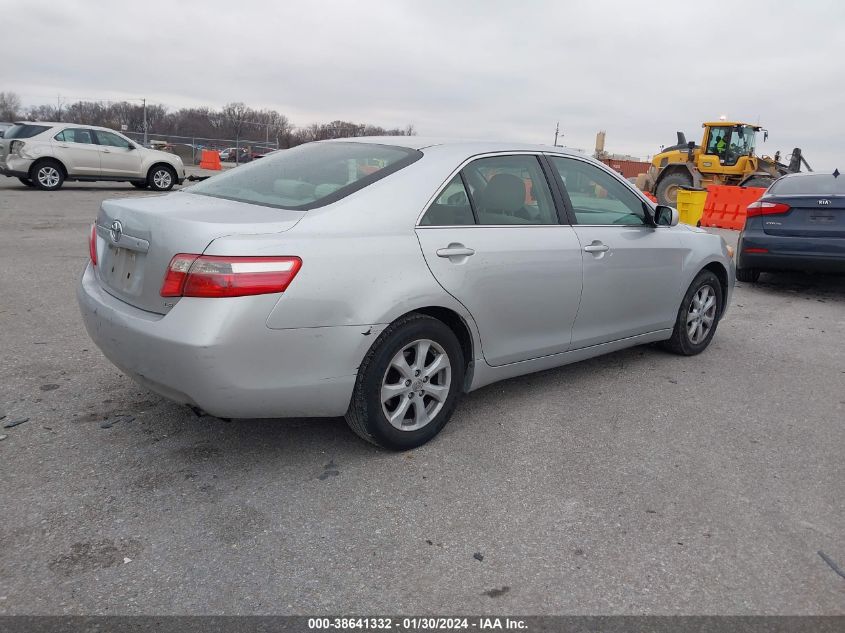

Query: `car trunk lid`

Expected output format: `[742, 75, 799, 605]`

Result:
[762, 195, 845, 239]
[94, 191, 305, 314]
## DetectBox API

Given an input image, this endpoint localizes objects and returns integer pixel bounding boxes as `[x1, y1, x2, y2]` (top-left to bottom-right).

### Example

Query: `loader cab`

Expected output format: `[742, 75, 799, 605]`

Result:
[699, 122, 760, 173]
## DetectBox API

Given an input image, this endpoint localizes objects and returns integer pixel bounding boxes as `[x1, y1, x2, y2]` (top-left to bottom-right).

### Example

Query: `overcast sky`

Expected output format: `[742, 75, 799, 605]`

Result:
[4, 0, 844, 168]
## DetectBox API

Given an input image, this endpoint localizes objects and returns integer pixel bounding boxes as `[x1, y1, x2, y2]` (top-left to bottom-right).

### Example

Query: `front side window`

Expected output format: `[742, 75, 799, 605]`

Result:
[95, 130, 132, 148]
[462, 155, 557, 225]
[420, 174, 475, 226]
[57, 128, 96, 144]
[550, 156, 647, 226]
[189, 142, 421, 210]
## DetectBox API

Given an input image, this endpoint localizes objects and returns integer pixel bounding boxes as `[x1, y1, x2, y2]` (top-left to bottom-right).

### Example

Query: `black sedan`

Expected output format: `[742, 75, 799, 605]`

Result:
[736, 172, 845, 282]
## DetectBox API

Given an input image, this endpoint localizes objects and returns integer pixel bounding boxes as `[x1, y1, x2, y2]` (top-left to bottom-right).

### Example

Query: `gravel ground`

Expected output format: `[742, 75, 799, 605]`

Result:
[0, 179, 843, 615]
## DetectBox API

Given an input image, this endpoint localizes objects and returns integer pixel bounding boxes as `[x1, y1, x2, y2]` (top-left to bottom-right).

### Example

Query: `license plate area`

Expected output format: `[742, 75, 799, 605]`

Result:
[809, 213, 835, 224]
[103, 245, 144, 294]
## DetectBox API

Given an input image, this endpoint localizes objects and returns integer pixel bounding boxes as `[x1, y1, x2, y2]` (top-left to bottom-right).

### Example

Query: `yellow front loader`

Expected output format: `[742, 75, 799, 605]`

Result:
[637, 121, 811, 206]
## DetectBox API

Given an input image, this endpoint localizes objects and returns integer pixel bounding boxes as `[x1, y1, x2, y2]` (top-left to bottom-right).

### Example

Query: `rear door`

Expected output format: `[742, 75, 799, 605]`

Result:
[52, 128, 101, 175]
[415, 153, 583, 367]
[94, 130, 143, 177]
[547, 154, 687, 349]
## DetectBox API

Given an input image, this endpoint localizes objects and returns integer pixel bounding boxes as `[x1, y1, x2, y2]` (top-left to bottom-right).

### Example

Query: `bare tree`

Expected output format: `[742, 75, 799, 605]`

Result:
[0, 91, 22, 121]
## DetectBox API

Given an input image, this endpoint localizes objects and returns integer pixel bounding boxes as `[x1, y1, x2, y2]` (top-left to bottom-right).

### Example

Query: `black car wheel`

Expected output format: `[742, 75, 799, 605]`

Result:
[346, 313, 465, 450]
[662, 270, 724, 356]
[31, 160, 65, 191]
[736, 267, 760, 283]
[147, 165, 176, 191]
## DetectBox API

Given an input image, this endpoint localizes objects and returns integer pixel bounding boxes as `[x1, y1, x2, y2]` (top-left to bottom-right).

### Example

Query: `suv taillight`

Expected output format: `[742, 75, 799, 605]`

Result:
[89, 223, 98, 265]
[160, 255, 302, 298]
[747, 201, 791, 217]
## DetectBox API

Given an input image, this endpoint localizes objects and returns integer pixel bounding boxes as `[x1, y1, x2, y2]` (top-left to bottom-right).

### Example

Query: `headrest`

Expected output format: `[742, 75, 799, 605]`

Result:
[479, 173, 525, 213]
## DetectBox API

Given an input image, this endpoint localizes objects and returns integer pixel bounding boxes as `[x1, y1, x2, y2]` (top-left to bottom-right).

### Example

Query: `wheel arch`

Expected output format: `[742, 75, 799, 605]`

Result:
[654, 163, 698, 190]
[701, 261, 729, 316]
[30, 156, 68, 178]
[146, 161, 177, 180]
[376, 305, 477, 392]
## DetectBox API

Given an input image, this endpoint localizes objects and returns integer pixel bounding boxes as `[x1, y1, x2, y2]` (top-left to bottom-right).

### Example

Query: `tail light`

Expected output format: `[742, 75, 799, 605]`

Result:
[747, 201, 791, 217]
[89, 223, 98, 265]
[161, 255, 302, 298]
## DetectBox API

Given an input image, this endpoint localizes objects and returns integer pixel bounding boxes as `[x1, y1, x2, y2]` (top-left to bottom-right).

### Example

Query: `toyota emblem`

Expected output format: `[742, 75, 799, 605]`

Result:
[109, 220, 123, 243]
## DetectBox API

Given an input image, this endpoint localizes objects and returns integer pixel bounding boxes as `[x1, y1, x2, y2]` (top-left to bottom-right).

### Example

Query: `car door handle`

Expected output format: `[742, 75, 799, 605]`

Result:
[436, 245, 475, 258]
[583, 241, 610, 253]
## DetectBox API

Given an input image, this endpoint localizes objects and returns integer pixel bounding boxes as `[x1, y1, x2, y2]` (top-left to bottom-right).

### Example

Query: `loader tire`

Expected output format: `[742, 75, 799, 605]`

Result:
[655, 172, 693, 206]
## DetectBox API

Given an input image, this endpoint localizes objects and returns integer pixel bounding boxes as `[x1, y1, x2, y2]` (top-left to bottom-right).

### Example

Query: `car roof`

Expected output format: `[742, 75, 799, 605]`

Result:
[12, 121, 126, 133]
[320, 135, 587, 157]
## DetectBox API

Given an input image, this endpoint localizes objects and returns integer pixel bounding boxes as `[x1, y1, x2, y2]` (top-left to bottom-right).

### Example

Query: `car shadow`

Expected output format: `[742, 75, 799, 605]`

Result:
[744, 270, 845, 301]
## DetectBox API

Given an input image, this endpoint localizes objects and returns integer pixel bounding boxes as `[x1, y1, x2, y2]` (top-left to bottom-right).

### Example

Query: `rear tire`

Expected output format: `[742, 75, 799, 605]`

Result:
[147, 164, 176, 191]
[18, 177, 35, 187]
[346, 313, 465, 450]
[30, 160, 65, 191]
[736, 267, 760, 283]
[662, 270, 723, 356]
[655, 172, 693, 206]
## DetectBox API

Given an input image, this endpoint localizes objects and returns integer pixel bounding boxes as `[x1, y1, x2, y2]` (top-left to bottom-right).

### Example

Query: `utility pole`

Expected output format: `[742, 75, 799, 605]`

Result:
[142, 98, 148, 146]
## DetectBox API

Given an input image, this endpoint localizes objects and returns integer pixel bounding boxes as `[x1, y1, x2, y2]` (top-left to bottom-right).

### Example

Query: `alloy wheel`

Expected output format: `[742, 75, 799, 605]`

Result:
[381, 338, 451, 431]
[37, 166, 60, 188]
[687, 284, 717, 344]
[153, 169, 172, 189]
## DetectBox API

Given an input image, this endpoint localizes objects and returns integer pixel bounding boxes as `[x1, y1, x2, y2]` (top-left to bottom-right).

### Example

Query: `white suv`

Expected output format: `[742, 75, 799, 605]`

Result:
[0, 122, 185, 191]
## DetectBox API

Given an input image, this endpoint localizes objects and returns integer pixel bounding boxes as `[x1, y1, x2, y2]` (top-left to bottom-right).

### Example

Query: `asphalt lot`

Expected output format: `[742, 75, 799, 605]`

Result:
[0, 178, 843, 615]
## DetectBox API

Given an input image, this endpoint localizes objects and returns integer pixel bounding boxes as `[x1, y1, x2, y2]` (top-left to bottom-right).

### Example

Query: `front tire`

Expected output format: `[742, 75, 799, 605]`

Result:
[662, 270, 723, 356]
[736, 267, 760, 283]
[346, 313, 465, 450]
[655, 172, 693, 206]
[147, 165, 176, 191]
[31, 160, 65, 191]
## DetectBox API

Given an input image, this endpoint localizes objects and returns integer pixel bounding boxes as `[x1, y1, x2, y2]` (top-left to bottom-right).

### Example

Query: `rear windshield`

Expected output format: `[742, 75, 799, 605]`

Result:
[188, 142, 422, 210]
[4, 124, 51, 139]
[769, 174, 845, 195]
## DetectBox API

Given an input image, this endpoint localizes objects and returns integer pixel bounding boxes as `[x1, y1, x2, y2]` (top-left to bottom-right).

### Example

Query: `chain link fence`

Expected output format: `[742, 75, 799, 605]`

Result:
[122, 131, 279, 166]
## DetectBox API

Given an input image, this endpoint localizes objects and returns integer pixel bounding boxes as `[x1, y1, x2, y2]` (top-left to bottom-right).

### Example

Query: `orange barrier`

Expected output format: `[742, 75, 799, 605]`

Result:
[699, 185, 767, 230]
[642, 191, 657, 203]
[199, 149, 222, 171]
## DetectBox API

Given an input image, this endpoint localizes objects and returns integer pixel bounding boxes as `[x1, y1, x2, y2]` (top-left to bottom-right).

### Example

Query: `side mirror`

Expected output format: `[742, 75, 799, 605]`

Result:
[654, 205, 679, 227]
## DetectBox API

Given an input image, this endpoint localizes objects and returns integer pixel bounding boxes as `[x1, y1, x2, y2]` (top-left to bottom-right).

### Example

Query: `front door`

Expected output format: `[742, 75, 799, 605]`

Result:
[416, 154, 583, 367]
[94, 130, 144, 177]
[51, 128, 100, 175]
[547, 155, 686, 349]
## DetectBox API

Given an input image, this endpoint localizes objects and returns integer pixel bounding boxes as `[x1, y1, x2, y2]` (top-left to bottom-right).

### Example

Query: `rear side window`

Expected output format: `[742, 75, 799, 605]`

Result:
[4, 124, 50, 139]
[55, 128, 96, 144]
[189, 142, 422, 210]
[768, 175, 845, 195]
[464, 155, 557, 225]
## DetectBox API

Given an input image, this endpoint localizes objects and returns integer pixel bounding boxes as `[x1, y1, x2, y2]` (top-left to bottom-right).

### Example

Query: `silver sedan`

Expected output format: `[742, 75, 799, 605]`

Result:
[78, 138, 735, 449]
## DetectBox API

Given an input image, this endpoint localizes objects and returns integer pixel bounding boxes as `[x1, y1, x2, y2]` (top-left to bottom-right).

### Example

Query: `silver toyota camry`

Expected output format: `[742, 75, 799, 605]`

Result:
[78, 138, 735, 449]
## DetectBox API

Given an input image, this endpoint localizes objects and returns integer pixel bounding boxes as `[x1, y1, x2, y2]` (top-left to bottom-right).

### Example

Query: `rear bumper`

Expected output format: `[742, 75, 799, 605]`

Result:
[0, 155, 32, 178]
[77, 263, 383, 418]
[738, 232, 845, 273]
